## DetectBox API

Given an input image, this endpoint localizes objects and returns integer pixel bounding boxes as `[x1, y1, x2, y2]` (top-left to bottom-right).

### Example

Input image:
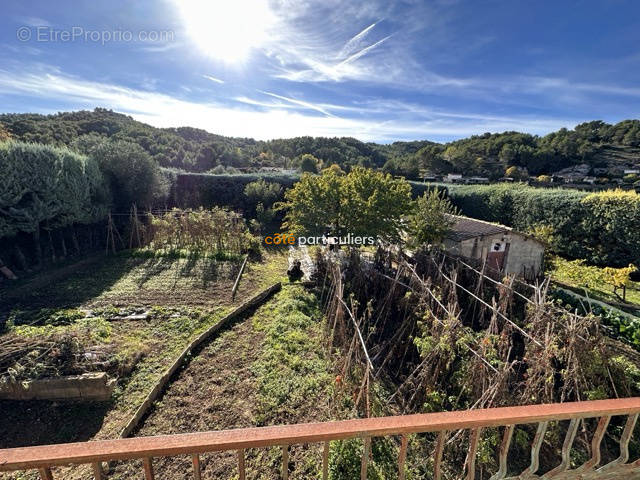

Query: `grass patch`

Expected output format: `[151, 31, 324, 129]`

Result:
[251, 284, 333, 425]
[249, 284, 397, 479]
[246, 249, 289, 290]
[550, 256, 640, 308]
[109, 306, 231, 412]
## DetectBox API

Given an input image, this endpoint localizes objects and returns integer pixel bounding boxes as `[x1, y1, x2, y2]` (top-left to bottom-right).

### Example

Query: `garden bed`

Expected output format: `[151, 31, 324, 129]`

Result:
[0, 249, 288, 464]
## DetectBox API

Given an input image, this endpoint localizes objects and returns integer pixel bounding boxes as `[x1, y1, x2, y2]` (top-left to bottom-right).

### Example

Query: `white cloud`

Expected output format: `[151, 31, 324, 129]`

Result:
[203, 74, 225, 84]
[337, 35, 392, 68]
[16, 16, 51, 27]
[0, 66, 584, 142]
[338, 22, 379, 58]
[258, 90, 335, 117]
[518, 76, 640, 98]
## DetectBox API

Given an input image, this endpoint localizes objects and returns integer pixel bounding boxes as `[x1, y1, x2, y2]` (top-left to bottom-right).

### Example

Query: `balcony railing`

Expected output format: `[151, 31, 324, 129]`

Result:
[2, 398, 640, 479]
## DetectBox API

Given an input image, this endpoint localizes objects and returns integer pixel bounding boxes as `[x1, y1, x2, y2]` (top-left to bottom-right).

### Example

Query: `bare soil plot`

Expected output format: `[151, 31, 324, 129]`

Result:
[107, 285, 341, 480]
[0, 251, 289, 480]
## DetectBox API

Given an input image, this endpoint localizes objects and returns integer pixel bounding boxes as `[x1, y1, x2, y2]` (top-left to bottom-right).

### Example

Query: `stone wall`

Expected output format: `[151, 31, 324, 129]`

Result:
[0, 372, 115, 401]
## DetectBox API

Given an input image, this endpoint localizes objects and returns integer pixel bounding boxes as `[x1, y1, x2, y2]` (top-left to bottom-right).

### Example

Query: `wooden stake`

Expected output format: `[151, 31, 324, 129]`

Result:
[398, 435, 408, 480]
[322, 441, 330, 480]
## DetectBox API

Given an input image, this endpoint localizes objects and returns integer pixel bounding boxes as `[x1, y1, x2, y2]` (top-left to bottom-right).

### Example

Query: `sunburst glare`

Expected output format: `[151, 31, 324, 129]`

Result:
[175, 0, 276, 63]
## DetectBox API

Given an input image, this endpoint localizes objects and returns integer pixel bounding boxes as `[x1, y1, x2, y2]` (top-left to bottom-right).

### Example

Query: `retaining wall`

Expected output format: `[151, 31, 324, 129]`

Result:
[119, 282, 282, 438]
[0, 372, 115, 401]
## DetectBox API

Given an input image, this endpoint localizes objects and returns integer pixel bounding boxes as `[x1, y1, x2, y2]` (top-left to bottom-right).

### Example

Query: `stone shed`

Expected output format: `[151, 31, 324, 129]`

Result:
[443, 215, 545, 280]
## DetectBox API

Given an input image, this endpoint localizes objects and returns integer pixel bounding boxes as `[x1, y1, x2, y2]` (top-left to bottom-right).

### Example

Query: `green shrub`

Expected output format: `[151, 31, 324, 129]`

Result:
[244, 179, 283, 211]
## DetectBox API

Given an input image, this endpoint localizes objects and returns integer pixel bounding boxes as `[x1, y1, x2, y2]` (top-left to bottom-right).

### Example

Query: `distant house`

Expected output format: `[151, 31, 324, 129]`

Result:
[467, 176, 490, 184]
[445, 173, 464, 183]
[553, 163, 591, 183]
[443, 215, 545, 280]
[558, 173, 585, 183]
[624, 169, 640, 175]
[582, 176, 597, 184]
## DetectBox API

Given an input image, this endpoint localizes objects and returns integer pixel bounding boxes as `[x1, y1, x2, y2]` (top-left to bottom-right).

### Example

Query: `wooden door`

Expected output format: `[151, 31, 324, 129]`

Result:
[486, 240, 509, 271]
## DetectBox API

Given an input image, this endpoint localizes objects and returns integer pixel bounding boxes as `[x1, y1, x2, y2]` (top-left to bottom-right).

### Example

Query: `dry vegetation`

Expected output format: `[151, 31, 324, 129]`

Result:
[316, 247, 640, 478]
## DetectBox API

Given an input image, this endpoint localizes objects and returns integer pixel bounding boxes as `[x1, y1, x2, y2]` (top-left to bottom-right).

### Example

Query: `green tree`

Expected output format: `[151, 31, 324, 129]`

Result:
[279, 165, 344, 236]
[254, 203, 275, 231]
[244, 179, 282, 210]
[505, 166, 528, 180]
[341, 167, 413, 242]
[75, 137, 167, 211]
[244, 179, 282, 230]
[299, 153, 319, 173]
[279, 166, 411, 242]
[415, 144, 450, 174]
[499, 144, 517, 164]
[382, 157, 420, 179]
[406, 190, 457, 248]
[442, 145, 472, 171]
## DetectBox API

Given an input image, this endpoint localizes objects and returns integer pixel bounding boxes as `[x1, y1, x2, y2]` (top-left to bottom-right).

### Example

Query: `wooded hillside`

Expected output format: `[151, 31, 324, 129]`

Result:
[3, 109, 638, 178]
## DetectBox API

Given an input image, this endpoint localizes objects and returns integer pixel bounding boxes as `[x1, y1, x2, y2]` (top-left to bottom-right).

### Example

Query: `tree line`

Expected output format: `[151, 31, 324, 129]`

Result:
[4, 109, 637, 178]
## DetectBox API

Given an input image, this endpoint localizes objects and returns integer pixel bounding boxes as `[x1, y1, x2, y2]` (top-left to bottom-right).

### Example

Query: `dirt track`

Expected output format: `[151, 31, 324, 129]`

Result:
[109, 314, 261, 480]
[107, 285, 334, 480]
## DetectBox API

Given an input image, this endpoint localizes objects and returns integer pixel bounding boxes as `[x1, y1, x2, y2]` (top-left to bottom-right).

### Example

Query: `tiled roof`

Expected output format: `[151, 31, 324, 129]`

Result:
[445, 215, 510, 242]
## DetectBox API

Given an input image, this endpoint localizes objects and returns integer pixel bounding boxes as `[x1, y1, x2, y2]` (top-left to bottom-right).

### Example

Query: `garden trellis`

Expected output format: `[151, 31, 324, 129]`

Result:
[148, 207, 257, 256]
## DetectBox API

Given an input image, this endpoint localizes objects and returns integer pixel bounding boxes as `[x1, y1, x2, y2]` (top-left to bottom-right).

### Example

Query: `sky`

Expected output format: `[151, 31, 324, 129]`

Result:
[1, 0, 639, 143]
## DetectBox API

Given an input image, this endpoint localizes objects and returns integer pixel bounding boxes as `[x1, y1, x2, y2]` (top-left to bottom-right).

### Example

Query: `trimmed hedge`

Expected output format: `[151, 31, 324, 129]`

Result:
[165, 171, 298, 211]
[447, 184, 640, 267]
[0, 141, 109, 238]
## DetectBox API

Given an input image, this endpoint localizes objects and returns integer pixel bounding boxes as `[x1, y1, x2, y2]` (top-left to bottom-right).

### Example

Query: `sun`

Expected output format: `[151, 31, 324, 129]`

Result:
[175, 0, 275, 63]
